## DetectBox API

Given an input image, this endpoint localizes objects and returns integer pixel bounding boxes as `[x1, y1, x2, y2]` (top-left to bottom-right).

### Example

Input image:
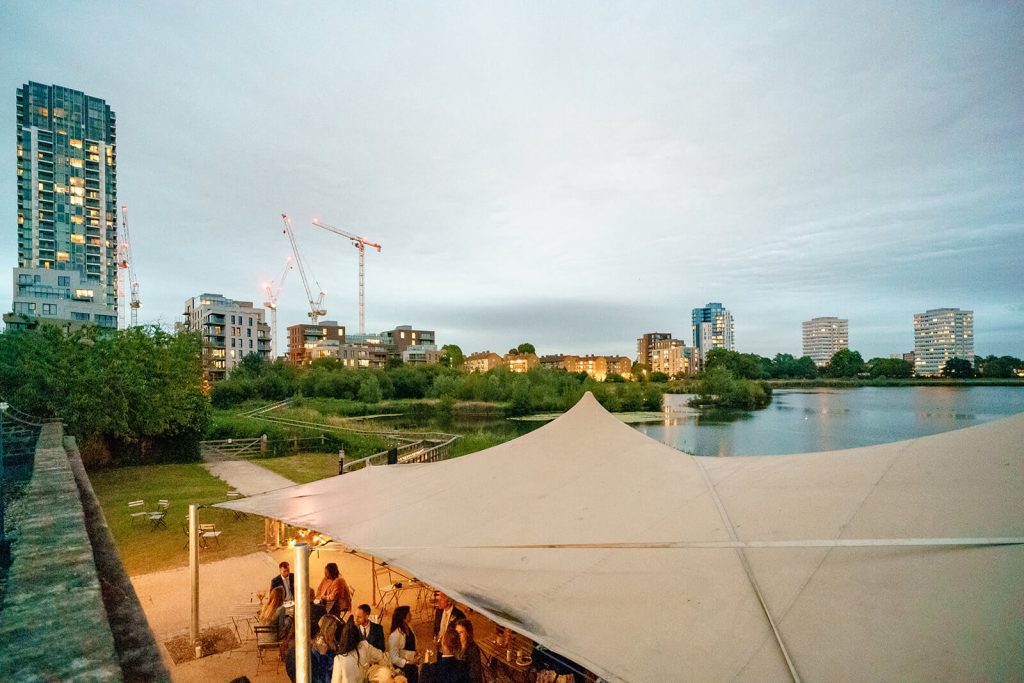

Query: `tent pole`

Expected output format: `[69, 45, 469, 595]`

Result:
[295, 542, 312, 683]
[189, 504, 199, 656]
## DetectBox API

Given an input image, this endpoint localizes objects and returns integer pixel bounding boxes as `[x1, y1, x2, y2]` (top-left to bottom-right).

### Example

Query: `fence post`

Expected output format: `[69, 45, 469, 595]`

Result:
[260, 434, 267, 455]
[338, 448, 345, 475]
[387, 447, 398, 465]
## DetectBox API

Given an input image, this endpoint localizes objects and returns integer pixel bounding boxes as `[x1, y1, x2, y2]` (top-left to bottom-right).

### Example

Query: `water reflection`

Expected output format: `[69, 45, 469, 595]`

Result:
[634, 386, 1024, 457]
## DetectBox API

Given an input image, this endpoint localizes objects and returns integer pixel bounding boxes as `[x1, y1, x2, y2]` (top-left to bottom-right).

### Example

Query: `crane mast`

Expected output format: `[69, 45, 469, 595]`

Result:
[311, 219, 382, 335]
[117, 205, 141, 327]
[263, 257, 292, 360]
[280, 213, 327, 324]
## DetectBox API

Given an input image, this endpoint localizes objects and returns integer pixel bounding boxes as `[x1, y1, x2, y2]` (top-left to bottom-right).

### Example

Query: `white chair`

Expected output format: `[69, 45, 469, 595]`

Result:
[198, 523, 222, 548]
[128, 500, 147, 525]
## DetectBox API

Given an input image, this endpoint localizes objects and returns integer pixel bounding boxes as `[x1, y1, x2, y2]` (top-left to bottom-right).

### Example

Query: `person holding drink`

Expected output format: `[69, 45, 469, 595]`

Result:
[388, 605, 421, 683]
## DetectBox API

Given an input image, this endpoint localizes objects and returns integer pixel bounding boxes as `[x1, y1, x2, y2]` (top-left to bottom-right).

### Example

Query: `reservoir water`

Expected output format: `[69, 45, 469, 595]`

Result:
[633, 386, 1024, 456]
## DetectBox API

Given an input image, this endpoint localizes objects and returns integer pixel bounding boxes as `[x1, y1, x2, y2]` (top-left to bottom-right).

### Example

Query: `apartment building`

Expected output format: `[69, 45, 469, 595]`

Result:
[182, 293, 271, 382]
[913, 308, 974, 376]
[465, 351, 504, 373]
[287, 320, 345, 365]
[6, 82, 119, 331]
[802, 317, 849, 366]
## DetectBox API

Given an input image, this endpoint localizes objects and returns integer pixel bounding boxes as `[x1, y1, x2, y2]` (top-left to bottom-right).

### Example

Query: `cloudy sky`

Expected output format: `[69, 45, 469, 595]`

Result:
[3, 2, 1022, 359]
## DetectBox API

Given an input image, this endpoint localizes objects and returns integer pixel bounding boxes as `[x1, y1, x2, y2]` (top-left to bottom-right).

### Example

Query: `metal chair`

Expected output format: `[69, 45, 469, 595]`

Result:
[198, 523, 222, 548]
[128, 499, 147, 525]
[253, 624, 282, 673]
[148, 499, 169, 530]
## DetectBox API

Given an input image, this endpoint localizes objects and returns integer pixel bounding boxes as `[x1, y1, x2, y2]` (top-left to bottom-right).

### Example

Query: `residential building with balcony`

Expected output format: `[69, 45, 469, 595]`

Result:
[802, 317, 849, 366]
[913, 308, 974, 376]
[287, 320, 345, 365]
[465, 351, 504, 373]
[182, 293, 271, 383]
[649, 338, 694, 377]
[309, 338, 388, 369]
[382, 325, 435, 356]
[5, 82, 118, 331]
[636, 332, 672, 367]
[402, 344, 442, 365]
[692, 303, 734, 359]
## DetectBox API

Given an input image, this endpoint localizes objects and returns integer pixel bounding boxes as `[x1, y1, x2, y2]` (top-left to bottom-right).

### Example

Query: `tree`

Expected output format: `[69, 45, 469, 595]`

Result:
[358, 375, 383, 403]
[648, 371, 670, 383]
[824, 348, 864, 378]
[868, 357, 913, 379]
[515, 342, 536, 355]
[440, 344, 464, 369]
[975, 355, 1023, 378]
[703, 349, 768, 380]
[941, 358, 974, 379]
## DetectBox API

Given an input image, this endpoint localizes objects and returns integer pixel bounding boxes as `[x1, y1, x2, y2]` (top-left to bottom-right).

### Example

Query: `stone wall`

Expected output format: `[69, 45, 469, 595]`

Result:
[0, 423, 169, 681]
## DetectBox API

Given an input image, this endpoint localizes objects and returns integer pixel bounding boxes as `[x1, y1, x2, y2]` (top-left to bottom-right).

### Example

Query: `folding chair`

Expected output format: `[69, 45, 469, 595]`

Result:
[199, 523, 222, 548]
[254, 624, 282, 673]
[148, 499, 169, 530]
[128, 500, 147, 525]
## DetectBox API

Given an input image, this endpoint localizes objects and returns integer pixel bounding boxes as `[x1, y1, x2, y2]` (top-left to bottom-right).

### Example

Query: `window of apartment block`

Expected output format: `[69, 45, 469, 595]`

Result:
[248, 317, 253, 326]
[41, 303, 57, 315]
[13, 302, 35, 314]
[58, 276, 70, 286]
[72, 312, 90, 321]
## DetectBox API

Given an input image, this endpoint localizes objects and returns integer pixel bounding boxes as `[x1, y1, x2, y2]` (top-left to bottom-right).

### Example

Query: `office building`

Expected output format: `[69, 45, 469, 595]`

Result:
[913, 308, 974, 376]
[6, 82, 118, 330]
[636, 332, 672, 367]
[182, 293, 271, 382]
[691, 303, 734, 357]
[802, 317, 849, 366]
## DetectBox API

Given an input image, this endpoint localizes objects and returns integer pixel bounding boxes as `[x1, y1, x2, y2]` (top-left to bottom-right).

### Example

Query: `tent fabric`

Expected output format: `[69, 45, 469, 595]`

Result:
[220, 393, 1024, 682]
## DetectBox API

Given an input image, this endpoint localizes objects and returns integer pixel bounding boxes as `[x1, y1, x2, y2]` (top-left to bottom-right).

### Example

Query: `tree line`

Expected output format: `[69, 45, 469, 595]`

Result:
[0, 326, 209, 465]
[213, 356, 664, 414]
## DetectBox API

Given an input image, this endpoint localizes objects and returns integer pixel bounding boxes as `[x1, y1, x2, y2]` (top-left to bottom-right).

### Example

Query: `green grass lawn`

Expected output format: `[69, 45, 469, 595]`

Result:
[89, 463, 267, 575]
[251, 452, 338, 484]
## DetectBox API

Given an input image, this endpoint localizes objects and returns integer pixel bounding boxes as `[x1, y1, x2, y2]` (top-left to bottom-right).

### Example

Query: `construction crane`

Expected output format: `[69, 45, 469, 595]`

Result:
[262, 257, 292, 360]
[281, 213, 327, 323]
[117, 205, 141, 327]
[311, 218, 382, 335]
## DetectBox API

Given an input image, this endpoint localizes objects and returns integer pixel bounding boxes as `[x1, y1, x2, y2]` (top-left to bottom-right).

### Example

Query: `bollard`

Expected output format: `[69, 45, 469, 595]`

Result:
[337, 448, 345, 475]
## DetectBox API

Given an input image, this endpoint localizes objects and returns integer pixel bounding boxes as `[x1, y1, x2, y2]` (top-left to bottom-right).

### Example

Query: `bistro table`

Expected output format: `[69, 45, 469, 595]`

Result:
[476, 628, 533, 683]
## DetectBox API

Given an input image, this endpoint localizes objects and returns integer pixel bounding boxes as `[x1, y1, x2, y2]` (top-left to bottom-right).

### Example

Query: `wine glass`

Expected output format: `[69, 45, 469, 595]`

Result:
[256, 590, 266, 605]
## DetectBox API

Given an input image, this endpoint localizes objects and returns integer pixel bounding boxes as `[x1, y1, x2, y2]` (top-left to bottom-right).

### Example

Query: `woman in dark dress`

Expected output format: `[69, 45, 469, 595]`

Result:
[454, 618, 484, 683]
[388, 605, 420, 683]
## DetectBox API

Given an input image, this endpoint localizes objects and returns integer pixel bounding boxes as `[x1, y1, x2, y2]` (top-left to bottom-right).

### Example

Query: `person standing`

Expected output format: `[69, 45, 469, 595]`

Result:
[454, 619, 484, 683]
[432, 593, 466, 641]
[354, 603, 386, 651]
[388, 605, 421, 683]
[420, 630, 471, 683]
[331, 619, 387, 683]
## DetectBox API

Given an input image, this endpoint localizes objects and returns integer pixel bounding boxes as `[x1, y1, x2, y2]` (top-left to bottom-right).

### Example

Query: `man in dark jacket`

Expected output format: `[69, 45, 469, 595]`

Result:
[354, 603, 385, 651]
[433, 593, 466, 640]
[270, 561, 295, 601]
[421, 630, 471, 683]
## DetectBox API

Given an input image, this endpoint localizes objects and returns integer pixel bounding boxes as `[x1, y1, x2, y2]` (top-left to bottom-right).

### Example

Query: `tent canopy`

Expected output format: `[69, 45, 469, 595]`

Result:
[221, 392, 1024, 682]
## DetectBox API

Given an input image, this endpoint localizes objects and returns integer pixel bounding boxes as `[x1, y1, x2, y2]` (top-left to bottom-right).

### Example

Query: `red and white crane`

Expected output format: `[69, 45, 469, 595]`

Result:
[281, 213, 327, 324]
[311, 218, 382, 335]
[262, 256, 292, 359]
[117, 205, 141, 327]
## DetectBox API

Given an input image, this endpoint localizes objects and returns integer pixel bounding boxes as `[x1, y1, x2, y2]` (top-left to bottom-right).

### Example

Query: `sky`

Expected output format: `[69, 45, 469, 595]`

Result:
[2, 2, 1022, 359]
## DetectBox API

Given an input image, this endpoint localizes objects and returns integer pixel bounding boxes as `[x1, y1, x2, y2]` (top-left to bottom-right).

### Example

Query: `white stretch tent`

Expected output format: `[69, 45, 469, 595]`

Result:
[221, 393, 1024, 682]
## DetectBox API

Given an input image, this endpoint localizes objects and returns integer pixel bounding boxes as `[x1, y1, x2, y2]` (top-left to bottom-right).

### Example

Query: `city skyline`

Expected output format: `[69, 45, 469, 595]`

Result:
[2, 4, 1022, 359]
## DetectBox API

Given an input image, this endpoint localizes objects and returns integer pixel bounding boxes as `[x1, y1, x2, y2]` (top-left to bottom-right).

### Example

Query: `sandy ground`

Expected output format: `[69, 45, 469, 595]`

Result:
[132, 544, 433, 682]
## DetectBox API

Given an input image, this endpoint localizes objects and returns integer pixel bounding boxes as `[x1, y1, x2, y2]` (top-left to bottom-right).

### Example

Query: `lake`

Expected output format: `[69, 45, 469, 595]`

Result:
[633, 386, 1024, 456]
